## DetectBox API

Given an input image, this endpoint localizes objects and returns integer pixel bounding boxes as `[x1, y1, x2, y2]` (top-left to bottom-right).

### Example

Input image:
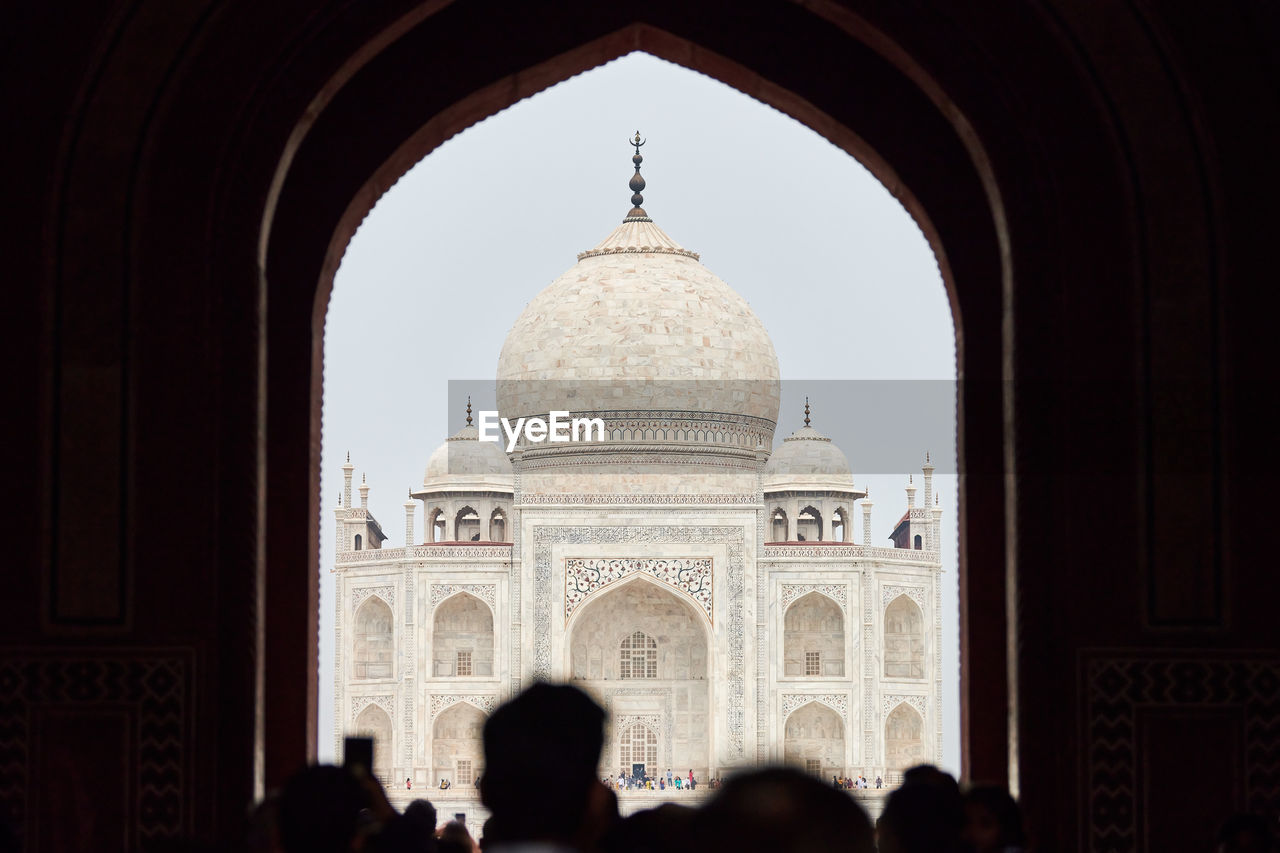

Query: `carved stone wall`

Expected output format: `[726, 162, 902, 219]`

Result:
[0, 651, 193, 847]
[1083, 654, 1280, 850]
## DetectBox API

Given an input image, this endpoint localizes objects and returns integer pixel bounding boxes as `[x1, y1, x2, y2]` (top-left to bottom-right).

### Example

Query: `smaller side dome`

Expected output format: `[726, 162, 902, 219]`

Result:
[422, 425, 514, 490]
[764, 425, 857, 493]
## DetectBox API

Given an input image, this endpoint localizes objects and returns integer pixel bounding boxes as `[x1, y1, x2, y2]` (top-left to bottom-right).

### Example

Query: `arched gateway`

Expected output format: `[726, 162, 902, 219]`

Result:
[334, 138, 944, 804]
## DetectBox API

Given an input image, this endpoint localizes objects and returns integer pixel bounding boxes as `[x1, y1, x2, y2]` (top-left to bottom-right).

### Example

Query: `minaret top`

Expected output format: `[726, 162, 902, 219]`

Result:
[625, 131, 649, 221]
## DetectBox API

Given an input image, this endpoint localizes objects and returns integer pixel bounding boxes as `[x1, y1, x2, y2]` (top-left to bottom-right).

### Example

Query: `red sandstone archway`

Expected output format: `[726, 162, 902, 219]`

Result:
[21, 0, 1261, 847]
[260, 14, 1006, 797]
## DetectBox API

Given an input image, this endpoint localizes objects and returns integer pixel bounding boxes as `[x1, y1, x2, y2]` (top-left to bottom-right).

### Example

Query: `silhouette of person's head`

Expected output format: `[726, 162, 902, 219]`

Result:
[276, 765, 369, 853]
[480, 682, 606, 846]
[437, 820, 476, 853]
[878, 765, 965, 853]
[378, 799, 439, 853]
[962, 785, 1025, 853]
[691, 767, 873, 853]
[1216, 814, 1276, 853]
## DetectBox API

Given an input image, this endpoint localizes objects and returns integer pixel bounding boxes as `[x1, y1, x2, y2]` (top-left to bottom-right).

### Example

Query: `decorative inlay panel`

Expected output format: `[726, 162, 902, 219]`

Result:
[881, 585, 925, 610]
[535, 525, 747, 756]
[882, 694, 928, 717]
[429, 693, 497, 720]
[780, 583, 848, 613]
[430, 583, 497, 611]
[781, 693, 849, 722]
[1084, 654, 1280, 850]
[0, 651, 192, 845]
[351, 694, 395, 719]
[351, 585, 395, 607]
[565, 558, 712, 623]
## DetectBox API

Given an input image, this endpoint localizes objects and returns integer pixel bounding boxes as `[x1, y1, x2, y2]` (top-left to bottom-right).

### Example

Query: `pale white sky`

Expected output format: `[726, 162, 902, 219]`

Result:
[318, 52, 960, 775]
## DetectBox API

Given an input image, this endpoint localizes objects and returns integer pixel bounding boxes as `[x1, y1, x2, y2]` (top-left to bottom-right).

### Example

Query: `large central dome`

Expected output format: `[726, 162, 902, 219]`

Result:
[496, 153, 780, 427]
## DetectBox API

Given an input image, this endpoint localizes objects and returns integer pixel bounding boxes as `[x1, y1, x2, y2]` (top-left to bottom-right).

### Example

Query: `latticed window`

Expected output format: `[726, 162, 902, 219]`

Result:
[456, 759, 473, 786]
[618, 724, 658, 774]
[619, 631, 657, 679]
[805, 758, 822, 776]
[456, 650, 472, 676]
[805, 651, 821, 676]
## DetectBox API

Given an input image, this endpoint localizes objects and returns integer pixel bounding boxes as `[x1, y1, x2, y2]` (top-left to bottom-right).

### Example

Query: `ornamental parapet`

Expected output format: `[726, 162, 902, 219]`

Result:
[336, 543, 515, 565]
[761, 543, 940, 565]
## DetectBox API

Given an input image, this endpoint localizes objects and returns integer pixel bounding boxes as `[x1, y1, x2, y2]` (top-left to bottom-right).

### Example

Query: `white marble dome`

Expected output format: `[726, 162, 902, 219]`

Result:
[422, 424, 513, 489]
[495, 214, 781, 424]
[764, 424, 857, 491]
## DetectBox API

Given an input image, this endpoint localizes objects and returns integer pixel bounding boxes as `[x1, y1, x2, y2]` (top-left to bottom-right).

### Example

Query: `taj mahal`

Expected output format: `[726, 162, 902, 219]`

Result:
[332, 140, 944, 818]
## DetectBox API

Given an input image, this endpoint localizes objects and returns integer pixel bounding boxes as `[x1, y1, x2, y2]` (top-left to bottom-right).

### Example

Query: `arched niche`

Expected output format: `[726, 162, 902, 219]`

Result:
[784, 591, 844, 678]
[353, 596, 393, 679]
[568, 577, 711, 779]
[617, 721, 659, 778]
[432, 701, 485, 787]
[354, 703, 393, 782]
[771, 508, 788, 542]
[433, 592, 494, 677]
[832, 507, 849, 543]
[797, 506, 822, 542]
[489, 508, 506, 542]
[885, 703, 925, 770]
[783, 701, 845, 778]
[568, 577, 708, 681]
[455, 506, 480, 542]
[884, 594, 925, 679]
[430, 508, 446, 542]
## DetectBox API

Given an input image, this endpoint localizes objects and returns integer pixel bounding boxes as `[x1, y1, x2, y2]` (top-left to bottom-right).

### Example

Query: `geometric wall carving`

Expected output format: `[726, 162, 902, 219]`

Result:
[565, 557, 713, 624]
[429, 693, 497, 720]
[881, 693, 928, 717]
[780, 582, 847, 613]
[351, 585, 395, 608]
[350, 693, 395, 719]
[880, 584, 925, 610]
[430, 583, 497, 612]
[0, 650, 192, 846]
[1083, 653, 1280, 851]
[781, 692, 849, 722]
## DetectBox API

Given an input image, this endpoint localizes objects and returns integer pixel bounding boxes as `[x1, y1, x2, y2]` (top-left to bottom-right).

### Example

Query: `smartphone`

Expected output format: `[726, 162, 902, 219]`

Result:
[344, 735, 374, 776]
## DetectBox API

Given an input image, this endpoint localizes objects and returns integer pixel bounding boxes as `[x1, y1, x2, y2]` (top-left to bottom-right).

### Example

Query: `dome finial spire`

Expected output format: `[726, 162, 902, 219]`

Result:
[626, 131, 649, 221]
[465, 395, 473, 427]
[804, 397, 811, 427]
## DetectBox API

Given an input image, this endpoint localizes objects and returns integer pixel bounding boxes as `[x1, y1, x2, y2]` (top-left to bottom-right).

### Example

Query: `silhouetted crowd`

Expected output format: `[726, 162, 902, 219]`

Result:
[248, 683, 1277, 853]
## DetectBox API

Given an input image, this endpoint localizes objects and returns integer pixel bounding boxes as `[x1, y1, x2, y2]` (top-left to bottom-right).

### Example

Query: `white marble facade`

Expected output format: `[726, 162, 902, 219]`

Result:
[333, 196, 943, 816]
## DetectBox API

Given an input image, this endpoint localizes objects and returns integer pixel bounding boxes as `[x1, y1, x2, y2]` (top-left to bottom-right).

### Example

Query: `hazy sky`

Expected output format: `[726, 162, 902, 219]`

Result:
[318, 53, 960, 774]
